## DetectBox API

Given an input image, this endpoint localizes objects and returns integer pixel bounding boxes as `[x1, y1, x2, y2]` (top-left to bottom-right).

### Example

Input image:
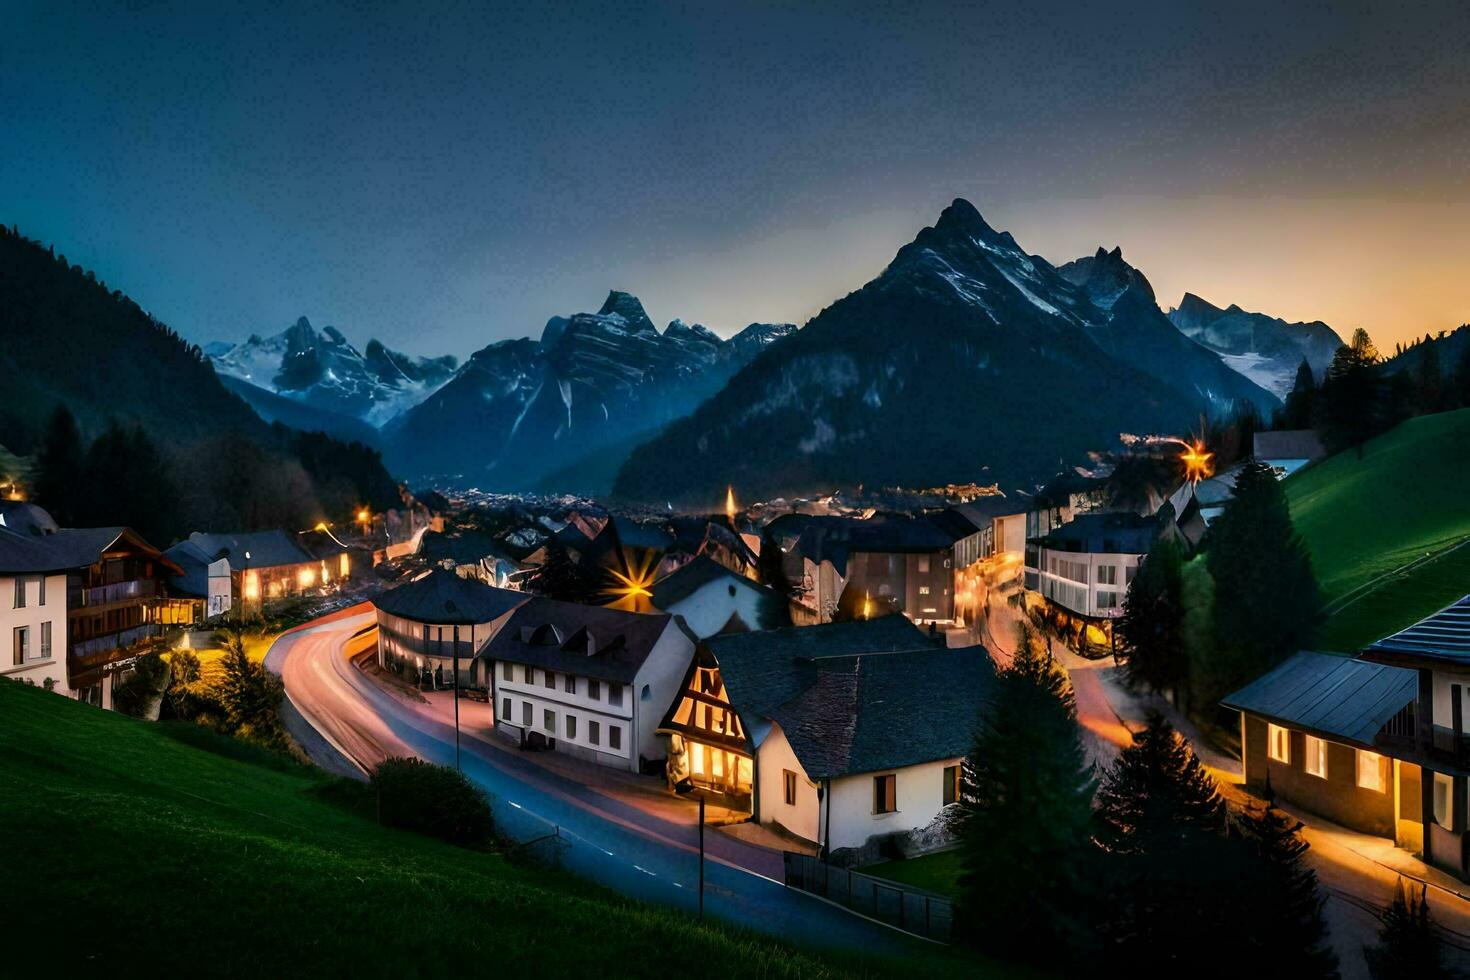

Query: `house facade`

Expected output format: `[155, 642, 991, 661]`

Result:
[371, 568, 527, 689]
[659, 616, 990, 858]
[1, 503, 191, 709]
[648, 555, 785, 638]
[482, 597, 697, 773]
[168, 529, 350, 615]
[1027, 511, 1157, 622]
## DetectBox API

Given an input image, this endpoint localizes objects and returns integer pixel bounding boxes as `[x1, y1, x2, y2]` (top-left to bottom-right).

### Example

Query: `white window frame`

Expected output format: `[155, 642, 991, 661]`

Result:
[1356, 749, 1385, 792]
[1303, 735, 1328, 779]
[1267, 723, 1290, 764]
[1434, 771, 1455, 830]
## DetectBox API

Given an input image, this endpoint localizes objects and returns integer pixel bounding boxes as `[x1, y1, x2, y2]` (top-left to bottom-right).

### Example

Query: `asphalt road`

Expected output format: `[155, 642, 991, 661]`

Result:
[264, 613, 917, 956]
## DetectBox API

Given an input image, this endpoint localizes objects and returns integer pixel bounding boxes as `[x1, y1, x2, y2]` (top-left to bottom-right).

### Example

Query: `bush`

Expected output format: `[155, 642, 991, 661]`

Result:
[369, 757, 497, 849]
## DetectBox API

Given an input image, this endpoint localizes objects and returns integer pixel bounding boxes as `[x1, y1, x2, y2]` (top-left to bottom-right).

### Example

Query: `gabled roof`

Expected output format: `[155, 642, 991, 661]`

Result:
[709, 617, 993, 779]
[649, 555, 771, 610]
[766, 514, 953, 577]
[1033, 510, 1159, 555]
[1253, 429, 1325, 462]
[479, 595, 686, 684]
[418, 530, 515, 567]
[0, 523, 177, 575]
[371, 568, 528, 625]
[1221, 651, 1417, 749]
[162, 539, 214, 598]
[0, 501, 59, 536]
[1364, 595, 1470, 666]
[185, 529, 314, 570]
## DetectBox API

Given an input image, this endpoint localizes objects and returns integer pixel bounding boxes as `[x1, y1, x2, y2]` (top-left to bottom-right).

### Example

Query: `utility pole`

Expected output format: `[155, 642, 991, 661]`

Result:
[698, 796, 705, 921]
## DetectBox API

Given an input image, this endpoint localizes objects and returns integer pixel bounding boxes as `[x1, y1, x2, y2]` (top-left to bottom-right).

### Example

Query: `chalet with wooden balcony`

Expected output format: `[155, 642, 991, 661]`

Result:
[1, 502, 191, 710]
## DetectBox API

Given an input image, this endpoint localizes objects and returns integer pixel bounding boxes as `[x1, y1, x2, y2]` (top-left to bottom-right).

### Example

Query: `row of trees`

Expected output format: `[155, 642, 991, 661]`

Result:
[30, 404, 399, 546]
[956, 629, 1446, 977]
[1278, 326, 1470, 455]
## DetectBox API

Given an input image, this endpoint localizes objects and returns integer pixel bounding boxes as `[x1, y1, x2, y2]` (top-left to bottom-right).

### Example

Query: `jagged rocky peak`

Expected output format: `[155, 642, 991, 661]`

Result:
[596, 290, 657, 335]
[930, 197, 1001, 242]
[1057, 245, 1156, 309]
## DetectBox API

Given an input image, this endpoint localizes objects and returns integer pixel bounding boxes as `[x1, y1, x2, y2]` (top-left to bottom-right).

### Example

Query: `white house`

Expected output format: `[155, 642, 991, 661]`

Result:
[371, 568, 528, 688]
[1028, 511, 1159, 621]
[660, 615, 993, 857]
[648, 555, 786, 638]
[482, 597, 697, 773]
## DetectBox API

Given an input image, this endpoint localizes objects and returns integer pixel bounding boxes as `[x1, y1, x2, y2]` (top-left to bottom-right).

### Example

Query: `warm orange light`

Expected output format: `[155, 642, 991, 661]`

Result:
[298, 566, 316, 589]
[339, 553, 350, 577]
[604, 549, 659, 611]
[356, 508, 370, 525]
[243, 571, 260, 601]
[862, 590, 873, 619]
[725, 486, 737, 522]
[1180, 439, 1214, 484]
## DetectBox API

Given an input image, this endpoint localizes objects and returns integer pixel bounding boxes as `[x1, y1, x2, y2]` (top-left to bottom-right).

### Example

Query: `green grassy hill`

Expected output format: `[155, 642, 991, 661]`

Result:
[1285, 408, 1470, 650]
[0, 681, 980, 978]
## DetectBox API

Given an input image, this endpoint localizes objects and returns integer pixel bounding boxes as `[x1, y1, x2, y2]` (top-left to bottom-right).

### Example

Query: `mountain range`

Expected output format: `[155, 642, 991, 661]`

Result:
[378, 291, 794, 493]
[1166, 293, 1342, 398]
[209, 317, 459, 428]
[612, 199, 1278, 504]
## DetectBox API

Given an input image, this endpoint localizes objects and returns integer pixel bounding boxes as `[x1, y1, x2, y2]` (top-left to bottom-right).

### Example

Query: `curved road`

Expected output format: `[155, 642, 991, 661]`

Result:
[265, 612, 917, 955]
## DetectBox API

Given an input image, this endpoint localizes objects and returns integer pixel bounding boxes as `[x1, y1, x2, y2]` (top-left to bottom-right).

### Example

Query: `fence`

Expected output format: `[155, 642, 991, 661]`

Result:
[782, 851, 953, 943]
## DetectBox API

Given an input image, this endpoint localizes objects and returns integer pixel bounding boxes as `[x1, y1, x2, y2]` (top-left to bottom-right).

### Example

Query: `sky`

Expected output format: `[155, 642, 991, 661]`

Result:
[3, 1, 1469, 360]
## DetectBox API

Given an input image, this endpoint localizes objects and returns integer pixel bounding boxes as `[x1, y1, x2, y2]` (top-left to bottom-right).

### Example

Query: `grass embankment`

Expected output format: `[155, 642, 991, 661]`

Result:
[1284, 408, 1470, 651]
[184, 630, 276, 684]
[864, 849, 963, 897]
[0, 682, 991, 978]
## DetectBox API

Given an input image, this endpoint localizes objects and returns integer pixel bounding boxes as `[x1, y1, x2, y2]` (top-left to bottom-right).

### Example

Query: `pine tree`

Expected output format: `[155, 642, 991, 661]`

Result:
[1364, 878, 1448, 980]
[955, 622, 1096, 961]
[32, 404, 84, 524]
[1095, 714, 1237, 974]
[1202, 460, 1321, 705]
[1235, 805, 1338, 978]
[1115, 536, 1186, 698]
[1317, 328, 1383, 453]
[1414, 341, 1443, 415]
[1280, 359, 1317, 430]
[216, 624, 287, 749]
[1451, 339, 1470, 410]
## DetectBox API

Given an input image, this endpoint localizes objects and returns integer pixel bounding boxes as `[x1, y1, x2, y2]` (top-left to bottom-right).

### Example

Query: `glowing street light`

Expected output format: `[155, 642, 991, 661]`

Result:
[1180, 439, 1214, 484]
[725, 486, 737, 523]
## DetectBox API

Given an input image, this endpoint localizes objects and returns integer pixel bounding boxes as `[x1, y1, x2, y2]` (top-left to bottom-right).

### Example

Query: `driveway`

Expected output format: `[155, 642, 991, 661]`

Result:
[264, 612, 917, 955]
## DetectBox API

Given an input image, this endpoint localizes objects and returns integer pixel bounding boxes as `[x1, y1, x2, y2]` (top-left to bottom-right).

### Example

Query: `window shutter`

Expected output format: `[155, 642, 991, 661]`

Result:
[885, 775, 896, 812]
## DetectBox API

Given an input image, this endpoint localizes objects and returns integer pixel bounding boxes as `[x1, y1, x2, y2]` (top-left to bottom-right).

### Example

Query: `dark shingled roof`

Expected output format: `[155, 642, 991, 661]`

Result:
[1033, 511, 1159, 555]
[185, 529, 314, 570]
[418, 530, 514, 567]
[649, 556, 774, 610]
[1365, 595, 1470, 665]
[479, 596, 685, 684]
[162, 539, 214, 599]
[0, 524, 178, 576]
[764, 514, 953, 577]
[1221, 651, 1416, 749]
[710, 617, 994, 779]
[372, 568, 528, 625]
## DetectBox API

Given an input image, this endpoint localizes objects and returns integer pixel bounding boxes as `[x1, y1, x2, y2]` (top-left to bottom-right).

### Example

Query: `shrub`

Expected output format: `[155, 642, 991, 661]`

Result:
[369, 757, 496, 849]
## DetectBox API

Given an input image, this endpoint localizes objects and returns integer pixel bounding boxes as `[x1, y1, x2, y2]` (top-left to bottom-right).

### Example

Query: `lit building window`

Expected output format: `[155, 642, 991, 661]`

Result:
[339, 553, 350, 578]
[1356, 750, 1385, 792]
[1303, 735, 1327, 779]
[1267, 724, 1290, 763]
[1434, 772, 1455, 829]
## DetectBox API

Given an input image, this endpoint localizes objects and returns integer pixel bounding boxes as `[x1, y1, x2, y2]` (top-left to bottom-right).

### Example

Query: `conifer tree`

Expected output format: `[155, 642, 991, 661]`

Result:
[1235, 805, 1338, 978]
[1318, 328, 1383, 453]
[1116, 536, 1186, 698]
[1280, 359, 1317, 430]
[32, 404, 84, 524]
[1414, 341, 1443, 415]
[1203, 460, 1321, 704]
[1364, 878, 1447, 980]
[955, 622, 1096, 960]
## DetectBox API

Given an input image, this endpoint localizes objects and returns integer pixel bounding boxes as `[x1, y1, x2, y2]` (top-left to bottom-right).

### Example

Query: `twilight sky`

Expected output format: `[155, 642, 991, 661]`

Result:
[3, 1, 1468, 360]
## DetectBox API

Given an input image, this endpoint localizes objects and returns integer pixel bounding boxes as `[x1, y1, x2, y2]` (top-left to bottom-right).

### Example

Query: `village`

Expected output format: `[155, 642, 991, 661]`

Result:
[6, 411, 1469, 974]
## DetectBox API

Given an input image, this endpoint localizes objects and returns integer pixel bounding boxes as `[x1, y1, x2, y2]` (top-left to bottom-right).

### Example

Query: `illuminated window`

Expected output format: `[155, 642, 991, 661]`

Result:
[874, 774, 896, 814]
[917, 556, 930, 573]
[943, 764, 960, 806]
[1267, 724, 1290, 763]
[1304, 735, 1327, 779]
[1434, 772, 1454, 829]
[690, 740, 702, 772]
[339, 553, 349, 577]
[783, 770, 797, 805]
[1357, 750, 1385, 792]
[918, 586, 930, 596]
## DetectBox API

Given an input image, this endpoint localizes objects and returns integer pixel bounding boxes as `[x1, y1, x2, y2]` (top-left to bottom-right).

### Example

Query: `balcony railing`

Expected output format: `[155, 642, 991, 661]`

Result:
[78, 579, 157, 608]
[70, 624, 163, 661]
